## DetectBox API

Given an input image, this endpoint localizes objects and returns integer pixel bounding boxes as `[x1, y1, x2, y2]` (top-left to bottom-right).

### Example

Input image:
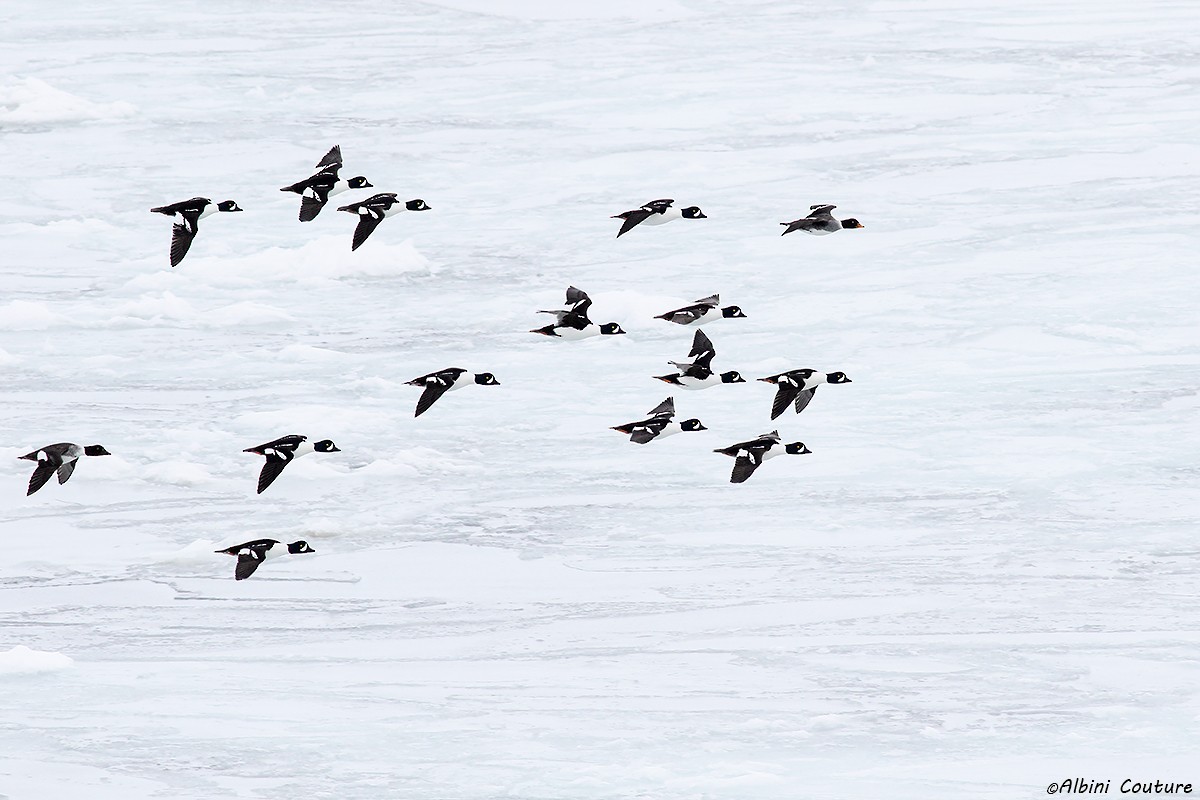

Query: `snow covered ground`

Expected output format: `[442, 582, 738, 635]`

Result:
[2, 0, 1199, 797]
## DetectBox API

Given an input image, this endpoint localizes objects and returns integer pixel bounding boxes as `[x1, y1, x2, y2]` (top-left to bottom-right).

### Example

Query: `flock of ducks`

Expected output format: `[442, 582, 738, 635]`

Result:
[18, 145, 864, 579]
[522, 286, 855, 485]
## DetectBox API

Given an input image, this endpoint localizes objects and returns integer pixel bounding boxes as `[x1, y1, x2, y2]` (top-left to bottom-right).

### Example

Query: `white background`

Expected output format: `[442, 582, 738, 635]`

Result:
[1, 0, 1198, 797]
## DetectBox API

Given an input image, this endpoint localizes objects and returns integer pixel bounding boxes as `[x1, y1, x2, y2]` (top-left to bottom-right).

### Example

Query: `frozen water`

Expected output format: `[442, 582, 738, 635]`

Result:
[1, 0, 1198, 798]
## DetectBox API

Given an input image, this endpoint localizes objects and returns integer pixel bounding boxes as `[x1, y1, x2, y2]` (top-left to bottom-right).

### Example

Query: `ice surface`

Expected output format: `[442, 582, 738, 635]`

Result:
[1, 0, 1199, 797]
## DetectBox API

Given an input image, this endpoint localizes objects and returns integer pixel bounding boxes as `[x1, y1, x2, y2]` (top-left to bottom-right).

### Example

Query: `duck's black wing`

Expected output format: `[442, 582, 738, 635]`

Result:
[646, 396, 675, 418]
[808, 204, 836, 217]
[643, 198, 674, 214]
[730, 453, 764, 484]
[316, 144, 343, 170]
[614, 209, 652, 237]
[667, 330, 716, 378]
[339, 194, 396, 251]
[244, 436, 304, 494]
[793, 386, 818, 415]
[565, 290, 594, 325]
[688, 329, 716, 372]
[168, 221, 197, 267]
[26, 461, 57, 496]
[408, 368, 466, 417]
[235, 549, 266, 580]
[256, 459, 290, 494]
[415, 380, 453, 417]
[350, 211, 383, 251]
[551, 292, 594, 330]
[299, 192, 329, 222]
[56, 460, 77, 485]
[688, 329, 714, 359]
[297, 172, 338, 221]
[564, 286, 590, 307]
[770, 383, 805, 420]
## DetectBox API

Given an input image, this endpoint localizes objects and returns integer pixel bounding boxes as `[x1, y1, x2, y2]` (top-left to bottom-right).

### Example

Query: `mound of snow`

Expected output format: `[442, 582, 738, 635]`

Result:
[0, 300, 68, 330]
[0, 645, 73, 675]
[0, 77, 135, 125]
